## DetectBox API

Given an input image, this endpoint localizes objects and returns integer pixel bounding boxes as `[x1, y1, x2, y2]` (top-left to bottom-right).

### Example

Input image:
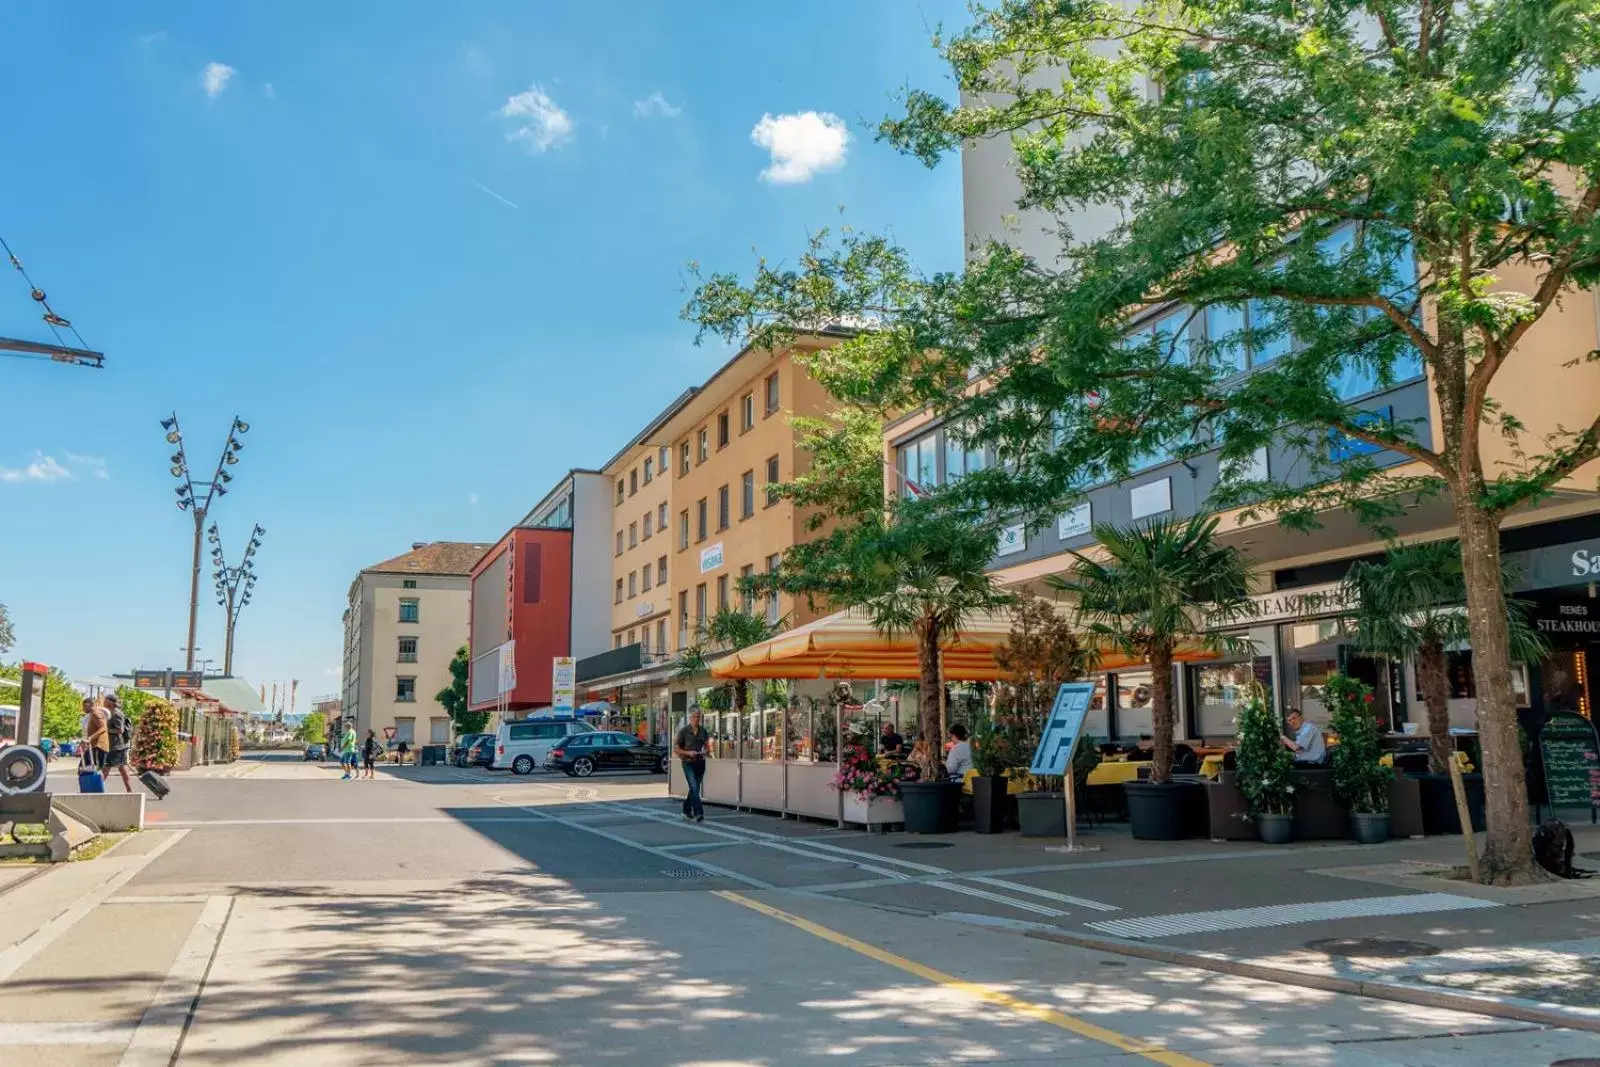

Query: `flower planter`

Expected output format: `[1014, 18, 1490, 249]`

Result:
[1016, 791, 1066, 837]
[840, 792, 904, 830]
[1125, 781, 1195, 841]
[1411, 773, 1486, 835]
[899, 780, 963, 834]
[1349, 811, 1389, 844]
[970, 775, 1011, 835]
[1257, 812, 1294, 844]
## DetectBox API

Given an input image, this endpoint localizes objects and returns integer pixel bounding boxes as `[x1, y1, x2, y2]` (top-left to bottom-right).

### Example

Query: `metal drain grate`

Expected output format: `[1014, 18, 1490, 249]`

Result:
[893, 841, 955, 849]
[1305, 937, 1441, 959]
[661, 868, 717, 879]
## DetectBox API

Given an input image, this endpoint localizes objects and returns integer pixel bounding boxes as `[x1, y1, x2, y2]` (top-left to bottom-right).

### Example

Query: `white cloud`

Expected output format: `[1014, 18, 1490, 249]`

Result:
[0, 453, 71, 484]
[499, 85, 574, 153]
[263, 83, 276, 99]
[751, 111, 849, 184]
[65, 453, 109, 480]
[200, 61, 235, 99]
[633, 91, 682, 119]
[468, 492, 481, 506]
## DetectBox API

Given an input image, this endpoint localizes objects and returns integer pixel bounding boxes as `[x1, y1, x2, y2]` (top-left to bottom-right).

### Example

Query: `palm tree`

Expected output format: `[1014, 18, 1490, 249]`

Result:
[671, 607, 785, 713]
[1345, 540, 1547, 775]
[1049, 515, 1255, 784]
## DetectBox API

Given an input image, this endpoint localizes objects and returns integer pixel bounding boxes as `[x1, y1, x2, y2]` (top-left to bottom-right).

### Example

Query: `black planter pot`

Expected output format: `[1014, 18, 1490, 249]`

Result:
[1125, 781, 1198, 841]
[1016, 791, 1067, 837]
[1411, 773, 1487, 835]
[900, 780, 963, 833]
[971, 776, 1011, 835]
[1349, 812, 1390, 844]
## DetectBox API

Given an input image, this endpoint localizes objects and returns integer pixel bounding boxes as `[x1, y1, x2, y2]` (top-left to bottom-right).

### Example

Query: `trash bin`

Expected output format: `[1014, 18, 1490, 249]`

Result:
[420, 745, 447, 767]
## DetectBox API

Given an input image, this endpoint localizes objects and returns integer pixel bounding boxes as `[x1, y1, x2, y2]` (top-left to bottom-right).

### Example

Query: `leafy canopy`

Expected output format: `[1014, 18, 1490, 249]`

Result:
[436, 645, 487, 736]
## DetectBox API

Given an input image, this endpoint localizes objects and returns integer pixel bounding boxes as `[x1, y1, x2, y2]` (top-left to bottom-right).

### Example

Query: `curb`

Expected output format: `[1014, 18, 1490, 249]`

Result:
[1025, 927, 1600, 1035]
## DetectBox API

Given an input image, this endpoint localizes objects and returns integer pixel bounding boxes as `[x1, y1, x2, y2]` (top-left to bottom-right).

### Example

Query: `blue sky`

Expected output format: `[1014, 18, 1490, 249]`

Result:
[0, 1, 967, 711]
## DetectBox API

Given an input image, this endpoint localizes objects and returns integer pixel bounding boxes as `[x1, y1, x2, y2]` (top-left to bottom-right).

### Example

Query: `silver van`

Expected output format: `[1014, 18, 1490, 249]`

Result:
[491, 717, 597, 774]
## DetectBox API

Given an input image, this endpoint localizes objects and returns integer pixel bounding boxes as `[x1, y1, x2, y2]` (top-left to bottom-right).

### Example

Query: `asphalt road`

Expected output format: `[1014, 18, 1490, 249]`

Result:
[5, 750, 1597, 1066]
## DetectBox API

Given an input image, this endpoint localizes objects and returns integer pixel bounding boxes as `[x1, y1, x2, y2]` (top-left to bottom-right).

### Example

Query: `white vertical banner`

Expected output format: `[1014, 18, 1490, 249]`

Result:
[496, 639, 517, 697]
[552, 656, 576, 712]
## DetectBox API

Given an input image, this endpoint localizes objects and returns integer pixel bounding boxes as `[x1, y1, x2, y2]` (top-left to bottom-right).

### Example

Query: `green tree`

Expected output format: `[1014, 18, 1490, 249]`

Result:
[687, 1, 1600, 881]
[672, 608, 785, 713]
[115, 686, 153, 727]
[295, 711, 327, 745]
[1345, 540, 1548, 775]
[436, 645, 487, 736]
[1050, 517, 1255, 783]
[0, 602, 13, 654]
[1, 663, 84, 740]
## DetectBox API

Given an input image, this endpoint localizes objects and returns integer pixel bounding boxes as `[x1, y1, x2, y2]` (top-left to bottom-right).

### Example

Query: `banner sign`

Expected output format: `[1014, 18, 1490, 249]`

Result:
[552, 656, 576, 712]
[1028, 682, 1098, 777]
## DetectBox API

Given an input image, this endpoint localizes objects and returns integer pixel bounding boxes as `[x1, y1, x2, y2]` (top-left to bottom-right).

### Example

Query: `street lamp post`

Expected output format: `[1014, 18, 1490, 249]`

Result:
[163, 413, 249, 672]
[210, 522, 264, 677]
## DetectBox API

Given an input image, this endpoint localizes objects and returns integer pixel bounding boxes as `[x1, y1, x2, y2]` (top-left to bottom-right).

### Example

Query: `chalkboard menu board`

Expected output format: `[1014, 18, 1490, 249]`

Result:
[1538, 713, 1600, 810]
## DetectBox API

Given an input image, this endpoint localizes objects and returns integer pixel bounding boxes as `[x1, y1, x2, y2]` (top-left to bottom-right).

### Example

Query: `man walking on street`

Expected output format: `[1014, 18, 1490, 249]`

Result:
[674, 707, 709, 823]
[83, 698, 110, 773]
[362, 729, 381, 780]
[340, 723, 359, 780]
[102, 694, 137, 793]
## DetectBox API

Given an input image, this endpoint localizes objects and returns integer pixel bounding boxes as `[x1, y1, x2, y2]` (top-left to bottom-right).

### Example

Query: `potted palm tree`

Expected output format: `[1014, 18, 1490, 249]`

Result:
[1050, 516, 1255, 840]
[671, 607, 786, 715]
[1234, 688, 1296, 842]
[1324, 674, 1394, 843]
[1344, 541, 1546, 834]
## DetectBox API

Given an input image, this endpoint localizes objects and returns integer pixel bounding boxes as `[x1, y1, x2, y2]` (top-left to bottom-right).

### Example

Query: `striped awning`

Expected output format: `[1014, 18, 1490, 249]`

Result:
[709, 605, 1213, 681]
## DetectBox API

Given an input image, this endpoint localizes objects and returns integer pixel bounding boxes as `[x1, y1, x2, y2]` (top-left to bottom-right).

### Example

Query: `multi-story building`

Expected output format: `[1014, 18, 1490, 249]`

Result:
[466, 470, 611, 717]
[341, 541, 488, 747]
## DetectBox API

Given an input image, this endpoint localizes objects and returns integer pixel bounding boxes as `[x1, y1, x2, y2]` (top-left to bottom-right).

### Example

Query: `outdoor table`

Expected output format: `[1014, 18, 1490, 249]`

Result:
[1086, 760, 1144, 787]
[960, 769, 1027, 795]
[1199, 753, 1226, 779]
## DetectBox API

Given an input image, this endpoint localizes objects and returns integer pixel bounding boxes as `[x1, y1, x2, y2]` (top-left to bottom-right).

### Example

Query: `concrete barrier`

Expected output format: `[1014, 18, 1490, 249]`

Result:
[52, 792, 146, 832]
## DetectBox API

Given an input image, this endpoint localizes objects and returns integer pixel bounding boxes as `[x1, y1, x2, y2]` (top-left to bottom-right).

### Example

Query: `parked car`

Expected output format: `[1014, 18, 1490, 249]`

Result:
[453, 733, 492, 767]
[303, 743, 326, 761]
[464, 735, 497, 768]
[491, 716, 597, 775]
[548, 732, 669, 778]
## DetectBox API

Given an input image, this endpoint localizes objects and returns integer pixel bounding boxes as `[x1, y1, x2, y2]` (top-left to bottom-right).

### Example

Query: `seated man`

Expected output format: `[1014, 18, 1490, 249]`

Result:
[1282, 709, 1327, 765]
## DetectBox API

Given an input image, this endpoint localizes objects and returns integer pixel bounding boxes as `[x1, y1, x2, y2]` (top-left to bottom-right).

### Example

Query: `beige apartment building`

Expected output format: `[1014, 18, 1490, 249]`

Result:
[341, 541, 489, 748]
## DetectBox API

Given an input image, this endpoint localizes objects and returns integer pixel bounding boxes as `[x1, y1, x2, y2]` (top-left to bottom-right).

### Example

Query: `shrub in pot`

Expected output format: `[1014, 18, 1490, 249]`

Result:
[1235, 690, 1295, 843]
[1325, 674, 1394, 844]
[970, 715, 1020, 834]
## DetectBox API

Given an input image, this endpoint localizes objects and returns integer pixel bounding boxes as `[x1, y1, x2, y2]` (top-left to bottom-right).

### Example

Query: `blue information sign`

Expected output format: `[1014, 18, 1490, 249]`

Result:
[1028, 682, 1097, 777]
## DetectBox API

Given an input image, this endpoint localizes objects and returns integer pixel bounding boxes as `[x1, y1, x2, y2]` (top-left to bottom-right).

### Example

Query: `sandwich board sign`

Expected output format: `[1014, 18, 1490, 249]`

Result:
[1026, 681, 1099, 852]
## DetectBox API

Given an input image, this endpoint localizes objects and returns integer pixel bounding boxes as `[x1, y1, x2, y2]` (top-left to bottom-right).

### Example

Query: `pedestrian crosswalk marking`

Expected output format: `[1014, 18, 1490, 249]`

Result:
[1087, 892, 1499, 941]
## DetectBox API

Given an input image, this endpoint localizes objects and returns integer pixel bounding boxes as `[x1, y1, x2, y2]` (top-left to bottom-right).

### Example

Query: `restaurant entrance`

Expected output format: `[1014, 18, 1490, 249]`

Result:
[1524, 593, 1599, 721]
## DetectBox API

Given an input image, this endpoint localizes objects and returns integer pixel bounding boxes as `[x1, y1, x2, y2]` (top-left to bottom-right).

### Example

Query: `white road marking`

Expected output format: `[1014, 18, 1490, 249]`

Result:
[966, 876, 1121, 913]
[0, 1022, 137, 1046]
[0, 829, 190, 983]
[1088, 893, 1500, 940]
[105, 895, 215, 904]
[118, 895, 233, 1067]
[161, 816, 550, 826]
[929, 880, 1066, 917]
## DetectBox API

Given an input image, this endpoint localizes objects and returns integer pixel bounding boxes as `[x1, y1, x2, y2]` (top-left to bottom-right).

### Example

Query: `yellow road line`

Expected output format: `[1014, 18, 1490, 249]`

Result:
[714, 890, 1210, 1067]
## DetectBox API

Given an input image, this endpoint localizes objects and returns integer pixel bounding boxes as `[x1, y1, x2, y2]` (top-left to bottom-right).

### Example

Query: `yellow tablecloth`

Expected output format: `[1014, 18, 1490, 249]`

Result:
[960, 769, 1027, 795]
[1085, 760, 1144, 787]
[1200, 754, 1226, 779]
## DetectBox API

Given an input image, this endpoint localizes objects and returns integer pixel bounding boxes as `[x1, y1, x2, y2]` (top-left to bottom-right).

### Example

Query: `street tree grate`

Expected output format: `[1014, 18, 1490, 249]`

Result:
[1305, 938, 1441, 959]
[661, 868, 717, 879]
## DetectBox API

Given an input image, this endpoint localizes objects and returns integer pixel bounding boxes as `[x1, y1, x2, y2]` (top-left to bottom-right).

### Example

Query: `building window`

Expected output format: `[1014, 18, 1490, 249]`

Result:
[680, 441, 691, 476]
[695, 583, 707, 627]
[628, 571, 638, 598]
[643, 513, 653, 539]
[642, 562, 653, 590]
[660, 445, 671, 475]
[741, 470, 755, 518]
[896, 431, 939, 494]
[717, 485, 730, 530]
[679, 590, 689, 645]
[765, 372, 780, 414]
[398, 598, 419, 624]
[766, 554, 782, 624]
[627, 628, 637, 646]
[697, 428, 709, 463]
[658, 501, 668, 529]
[643, 457, 654, 483]
[740, 564, 755, 613]
[630, 469, 638, 496]
[717, 411, 730, 448]
[398, 637, 418, 663]
[640, 629, 650, 654]
[629, 522, 638, 549]
[396, 677, 416, 703]
[394, 717, 415, 743]
[616, 479, 625, 505]
[717, 575, 729, 612]
[765, 455, 781, 506]
[741, 392, 755, 432]
[658, 554, 668, 583]
[656, 618, 667, 652]
[696, 498, 708, 541]
[402, 579, 417, 589]
[615, 530, 624, 557]
[615, 634, 624, 650]
[430, 717, 450, 744]
[679, 509, 690, 550]
[615, 578, 624, 604]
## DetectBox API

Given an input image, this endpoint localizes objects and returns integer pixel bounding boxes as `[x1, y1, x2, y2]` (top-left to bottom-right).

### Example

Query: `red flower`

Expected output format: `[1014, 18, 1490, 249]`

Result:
[1363, 693, 1374, 703]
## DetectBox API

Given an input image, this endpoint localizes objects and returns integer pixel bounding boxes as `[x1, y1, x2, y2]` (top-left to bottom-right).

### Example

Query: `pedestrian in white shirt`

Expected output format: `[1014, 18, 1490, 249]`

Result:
[944, 724, 973, 780]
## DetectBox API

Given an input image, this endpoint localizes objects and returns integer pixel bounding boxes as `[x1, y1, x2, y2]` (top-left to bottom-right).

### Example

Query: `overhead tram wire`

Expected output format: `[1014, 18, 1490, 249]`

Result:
[0, 231, 103, 368]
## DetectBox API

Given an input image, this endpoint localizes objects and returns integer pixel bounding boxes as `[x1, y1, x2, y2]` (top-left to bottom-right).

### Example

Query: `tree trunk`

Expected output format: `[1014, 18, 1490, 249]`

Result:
[1150, 644, 1175, 785]
[1416, 638, 1453, 776]
[916, 616, 942, 751]
[1454, 500, 1538, 883]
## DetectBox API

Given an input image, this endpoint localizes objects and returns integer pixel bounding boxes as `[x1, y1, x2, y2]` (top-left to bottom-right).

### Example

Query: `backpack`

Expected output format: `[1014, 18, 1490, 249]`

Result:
[1533, 819, 1577, 879]
[109, 711, 132, 749]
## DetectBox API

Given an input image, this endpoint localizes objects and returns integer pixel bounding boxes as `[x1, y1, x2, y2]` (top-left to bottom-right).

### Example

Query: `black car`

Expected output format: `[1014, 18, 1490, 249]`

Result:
[465, 735, 497, 767]
[548, 732, 669, 778]
[453, 733, 492, 767]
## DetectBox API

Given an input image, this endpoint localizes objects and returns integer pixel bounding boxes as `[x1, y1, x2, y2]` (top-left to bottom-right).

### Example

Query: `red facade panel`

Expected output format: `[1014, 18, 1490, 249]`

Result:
[468, 527, 572, 712]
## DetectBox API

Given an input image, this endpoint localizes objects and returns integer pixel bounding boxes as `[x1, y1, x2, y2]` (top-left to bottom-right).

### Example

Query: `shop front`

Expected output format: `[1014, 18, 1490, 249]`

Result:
[1507, 535, 1600, 723]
